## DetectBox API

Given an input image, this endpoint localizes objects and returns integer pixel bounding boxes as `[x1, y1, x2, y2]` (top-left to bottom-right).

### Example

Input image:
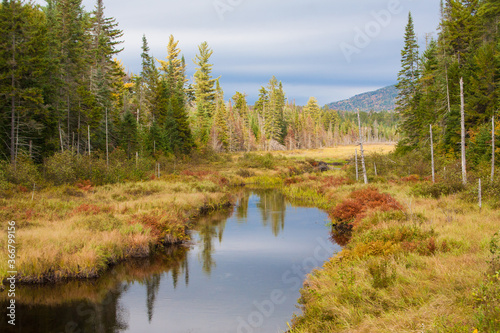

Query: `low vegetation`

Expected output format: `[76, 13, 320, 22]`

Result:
[281, 149, 500, 332]
[1, 144, 499, 332]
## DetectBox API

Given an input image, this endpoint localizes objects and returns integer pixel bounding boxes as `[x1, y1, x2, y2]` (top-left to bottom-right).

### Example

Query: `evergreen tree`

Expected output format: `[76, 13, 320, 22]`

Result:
[442, 0, 481, 65]
[192, 41, 216, 145]
[89, 0, 123, 109]
[396, 12, 420, 151]
[0, 0, 47, 162]
[136, 34, 157, 125]
[304, 97, 321, 122]
[211, 80, 229, 151]
[154, 35, 193, 155]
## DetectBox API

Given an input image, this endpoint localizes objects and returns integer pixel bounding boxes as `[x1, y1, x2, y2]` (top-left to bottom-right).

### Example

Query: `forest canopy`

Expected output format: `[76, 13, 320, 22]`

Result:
[0, 0, 398, 168]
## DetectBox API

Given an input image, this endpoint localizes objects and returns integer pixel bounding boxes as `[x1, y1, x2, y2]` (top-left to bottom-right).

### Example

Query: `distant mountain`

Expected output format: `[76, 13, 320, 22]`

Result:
[326, 85, 397, 112]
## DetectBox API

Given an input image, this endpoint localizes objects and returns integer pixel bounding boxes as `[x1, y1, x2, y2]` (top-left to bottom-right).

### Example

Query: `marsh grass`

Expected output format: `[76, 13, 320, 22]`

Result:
[283, 168, 500, 332]
[1, 147, 499, 332]
[0, 172, 234, 284]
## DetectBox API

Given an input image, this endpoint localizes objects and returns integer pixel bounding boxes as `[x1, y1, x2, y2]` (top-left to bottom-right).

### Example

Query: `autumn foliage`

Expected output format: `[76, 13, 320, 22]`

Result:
[330, 187, 402, 226]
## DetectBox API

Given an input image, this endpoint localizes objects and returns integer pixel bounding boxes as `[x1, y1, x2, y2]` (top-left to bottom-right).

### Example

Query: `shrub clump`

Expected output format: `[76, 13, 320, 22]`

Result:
[330, 187, 403, 227]
[238, 153, 275, 169]
[473, 231, 500, 331]
[132, 210, 189, 245]
[412, 181, 465, 199]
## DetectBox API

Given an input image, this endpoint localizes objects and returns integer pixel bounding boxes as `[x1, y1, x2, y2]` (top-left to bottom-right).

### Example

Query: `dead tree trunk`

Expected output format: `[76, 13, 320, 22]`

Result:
[492, 116, 495, 183]
[355, 148, 359, 181]
[105, 108, 109, 169]
[430, 124, 435, 184]
[460, 77, 467, 185]
[357, 109, 368, 184]
[88, 125, 91, 156]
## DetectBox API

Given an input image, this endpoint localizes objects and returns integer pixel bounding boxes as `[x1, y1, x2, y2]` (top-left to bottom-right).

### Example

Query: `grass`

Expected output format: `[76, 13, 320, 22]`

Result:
[1, 146, 499, 332]
[0, 172, 235, 285]
[280, 169, 500, 332]
[275, 143, 395, 162]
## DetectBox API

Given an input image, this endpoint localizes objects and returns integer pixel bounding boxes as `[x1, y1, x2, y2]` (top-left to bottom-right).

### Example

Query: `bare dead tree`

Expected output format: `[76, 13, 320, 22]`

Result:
[357, 109, 368, 184]
[460, 77, 467, 185]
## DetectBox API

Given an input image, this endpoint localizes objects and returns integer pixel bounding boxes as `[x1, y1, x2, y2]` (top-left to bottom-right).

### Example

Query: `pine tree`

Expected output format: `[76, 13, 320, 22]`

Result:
[211, 80, 229, 151]
[232, 91, 249, 123]
[153, 35, 194, 155]
[442, 0, 481, 65]
[304, 97, 321, 122]
[89, 0, 123, 109]
[53, 0, 91, 150]
[136, 34, 157, 125]
[396, 12, 420, 151]
[0, 0, 47, 162]
[192, 41, 216, 145]
[263, 76, 285, 148]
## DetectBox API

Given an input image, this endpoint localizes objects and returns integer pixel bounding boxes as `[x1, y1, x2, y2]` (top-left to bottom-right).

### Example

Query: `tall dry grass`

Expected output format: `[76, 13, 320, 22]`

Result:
[0, 174, 233, 284]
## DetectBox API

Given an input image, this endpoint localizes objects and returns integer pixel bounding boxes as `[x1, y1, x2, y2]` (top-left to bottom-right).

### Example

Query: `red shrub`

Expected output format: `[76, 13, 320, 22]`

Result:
[76, 180, 93, 191]
[72, 204, 110, 215]
[330, 199, 363, 224]
[181, 170, 197, 177]
[284, 177, 302, 186]
[330, 187, 403, 227]
[321, 176, 351, 188]
[400, 175, 420, 183]
[348, 187, 402, 212]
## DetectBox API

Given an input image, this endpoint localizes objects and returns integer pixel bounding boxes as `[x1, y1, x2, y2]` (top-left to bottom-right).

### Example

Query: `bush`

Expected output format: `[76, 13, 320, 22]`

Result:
[236, 168, 255, 178]
[368, 257, 397, 289]
[473, 231, 500, 331]
[44, 151, 77, 185]
[73, 214, 123, 232]
[412, 181, 465, 199]
[5, 155, 43, 188]
[0, 161, 12, 193]
[238, 153, 275, 169]
[330, 187, 403, 226]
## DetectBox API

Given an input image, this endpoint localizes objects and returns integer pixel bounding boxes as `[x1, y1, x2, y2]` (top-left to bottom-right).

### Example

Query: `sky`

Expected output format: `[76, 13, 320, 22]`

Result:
[34, 0, 441, 106]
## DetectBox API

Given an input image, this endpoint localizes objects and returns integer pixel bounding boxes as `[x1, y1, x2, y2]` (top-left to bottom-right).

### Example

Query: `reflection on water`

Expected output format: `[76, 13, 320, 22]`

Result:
[0, 190, 340, 333]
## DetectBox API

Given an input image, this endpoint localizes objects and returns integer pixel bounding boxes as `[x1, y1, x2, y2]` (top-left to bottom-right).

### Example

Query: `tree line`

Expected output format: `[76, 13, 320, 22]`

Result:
[396, 0, 499, 173]
[0, 0, 399, 168]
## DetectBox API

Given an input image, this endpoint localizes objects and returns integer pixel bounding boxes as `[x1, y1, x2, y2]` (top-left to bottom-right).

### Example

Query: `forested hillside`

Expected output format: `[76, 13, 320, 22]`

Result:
[396, 0, 499, 171]
[327, 85, 397, 112]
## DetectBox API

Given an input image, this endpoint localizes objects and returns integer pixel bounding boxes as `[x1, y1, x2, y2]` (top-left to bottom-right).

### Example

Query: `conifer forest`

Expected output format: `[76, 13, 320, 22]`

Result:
[0, 0, 399, 169]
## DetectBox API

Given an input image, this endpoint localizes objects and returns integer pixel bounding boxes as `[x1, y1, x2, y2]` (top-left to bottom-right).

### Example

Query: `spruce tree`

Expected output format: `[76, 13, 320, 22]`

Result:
[192, 41, 216, 145]
[211, 80, 229, 151]
[0, 0, 47, 162]
[396, 12, 420, 151]
[89, 0, 123, 108]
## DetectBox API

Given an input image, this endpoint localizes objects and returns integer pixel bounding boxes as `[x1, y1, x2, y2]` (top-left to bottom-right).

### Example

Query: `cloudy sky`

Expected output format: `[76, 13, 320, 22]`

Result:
[35, 0, 441, 105]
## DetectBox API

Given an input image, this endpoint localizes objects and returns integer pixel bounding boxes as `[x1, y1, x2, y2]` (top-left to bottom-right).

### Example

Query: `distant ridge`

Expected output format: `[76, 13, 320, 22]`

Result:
[326, 85, 397, 112]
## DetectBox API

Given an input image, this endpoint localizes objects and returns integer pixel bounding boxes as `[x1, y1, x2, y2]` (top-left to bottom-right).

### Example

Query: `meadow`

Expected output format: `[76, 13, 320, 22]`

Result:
[1, 144, 499, 332]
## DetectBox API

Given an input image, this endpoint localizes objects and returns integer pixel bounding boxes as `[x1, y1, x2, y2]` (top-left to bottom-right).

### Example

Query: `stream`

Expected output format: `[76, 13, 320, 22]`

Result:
[1, 189, 341, 333]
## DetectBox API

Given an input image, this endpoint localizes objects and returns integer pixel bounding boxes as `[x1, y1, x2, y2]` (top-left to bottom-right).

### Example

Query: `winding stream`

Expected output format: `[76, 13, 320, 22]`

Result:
[1, 190, 340, 333]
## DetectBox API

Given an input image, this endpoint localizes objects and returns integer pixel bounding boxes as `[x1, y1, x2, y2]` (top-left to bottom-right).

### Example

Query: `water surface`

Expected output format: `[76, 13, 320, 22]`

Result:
[1, 190, 340, 333]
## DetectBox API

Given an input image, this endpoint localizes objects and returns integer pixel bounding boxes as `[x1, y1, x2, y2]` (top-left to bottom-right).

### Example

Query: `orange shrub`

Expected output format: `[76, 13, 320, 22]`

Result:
[330, 187, 403, 227]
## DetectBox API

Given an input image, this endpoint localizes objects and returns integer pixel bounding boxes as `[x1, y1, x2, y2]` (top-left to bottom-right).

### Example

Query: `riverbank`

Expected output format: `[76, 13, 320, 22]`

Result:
[0, 173, 236, 284]
[0, 150, 315, 285]
[281, 172, 500, 332]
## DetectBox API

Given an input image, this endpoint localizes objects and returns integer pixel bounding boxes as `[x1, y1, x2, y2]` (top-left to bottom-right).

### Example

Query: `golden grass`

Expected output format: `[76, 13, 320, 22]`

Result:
[274, 143, 396, 161]
[1, 148, 498, 332]
[0, 174, 234, 284]
[286, 170, 499, 332]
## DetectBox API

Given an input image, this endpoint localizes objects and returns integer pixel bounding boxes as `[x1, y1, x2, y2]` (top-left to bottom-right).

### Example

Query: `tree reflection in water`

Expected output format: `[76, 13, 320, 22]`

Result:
[0, 190, 329, 333]
[0, 245, 190, 333]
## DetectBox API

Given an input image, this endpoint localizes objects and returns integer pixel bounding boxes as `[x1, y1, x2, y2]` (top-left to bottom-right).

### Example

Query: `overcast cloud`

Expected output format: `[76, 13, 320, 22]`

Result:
[34, 0, 440, 105]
